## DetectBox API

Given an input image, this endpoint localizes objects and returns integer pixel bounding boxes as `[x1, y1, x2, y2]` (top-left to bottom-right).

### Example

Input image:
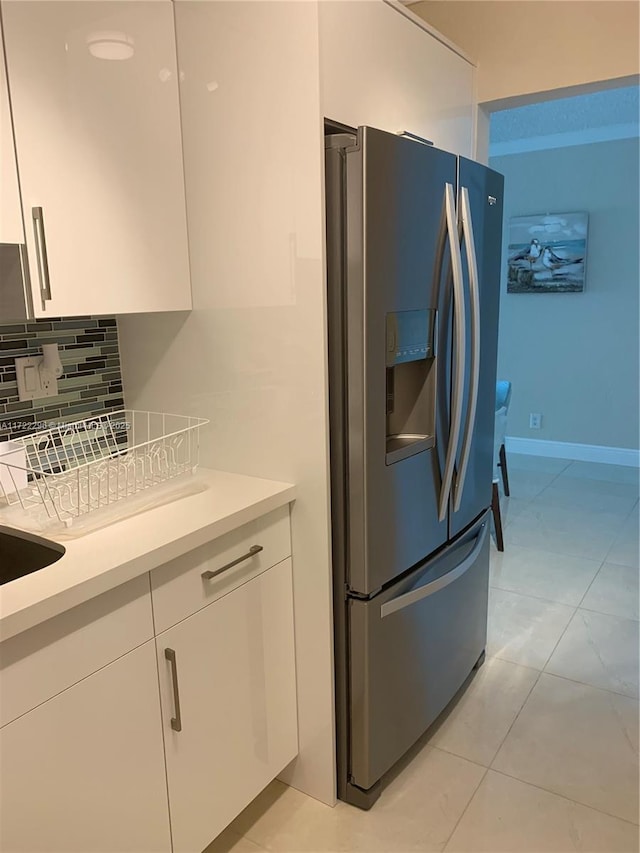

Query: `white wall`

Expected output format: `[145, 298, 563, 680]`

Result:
[412, 1, 640, 107]
[118, 0, 478, 808]
[492, 137, 640, 452]
[119, 0, 337, 806]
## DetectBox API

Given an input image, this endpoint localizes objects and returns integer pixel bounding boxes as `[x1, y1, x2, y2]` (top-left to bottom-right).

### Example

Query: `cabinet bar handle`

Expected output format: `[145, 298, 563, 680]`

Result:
[164, 648, 182, 732]
[201, 544, 263, 580]
[32, 207, 52, 308]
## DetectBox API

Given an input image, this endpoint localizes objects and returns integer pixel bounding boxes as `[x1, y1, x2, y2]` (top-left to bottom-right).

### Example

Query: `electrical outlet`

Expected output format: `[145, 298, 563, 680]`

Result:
[529, 413, 542, 430]
[15, 356, 59, 402]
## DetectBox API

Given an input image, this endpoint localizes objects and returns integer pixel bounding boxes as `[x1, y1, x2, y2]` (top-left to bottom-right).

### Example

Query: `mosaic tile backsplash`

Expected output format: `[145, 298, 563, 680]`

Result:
[0, 317, 124, 440]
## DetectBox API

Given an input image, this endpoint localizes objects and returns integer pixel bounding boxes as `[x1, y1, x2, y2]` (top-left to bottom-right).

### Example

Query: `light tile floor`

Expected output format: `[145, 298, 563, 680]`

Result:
[208, 455, 640, 853]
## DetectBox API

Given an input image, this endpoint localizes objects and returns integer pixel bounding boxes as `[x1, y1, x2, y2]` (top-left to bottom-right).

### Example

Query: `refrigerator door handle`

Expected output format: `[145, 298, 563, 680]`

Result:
[438, 182, 466, 522]
[453, 186, 481, 512]
[380, 521, 488, 617]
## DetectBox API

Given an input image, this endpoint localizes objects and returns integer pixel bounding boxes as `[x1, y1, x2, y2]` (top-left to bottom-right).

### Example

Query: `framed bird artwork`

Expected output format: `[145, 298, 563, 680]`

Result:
[506, 212, 588, 293]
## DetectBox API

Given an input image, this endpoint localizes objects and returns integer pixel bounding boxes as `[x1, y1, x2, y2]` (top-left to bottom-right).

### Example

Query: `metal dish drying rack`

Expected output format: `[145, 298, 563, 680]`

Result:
[0, 410, 209, 527]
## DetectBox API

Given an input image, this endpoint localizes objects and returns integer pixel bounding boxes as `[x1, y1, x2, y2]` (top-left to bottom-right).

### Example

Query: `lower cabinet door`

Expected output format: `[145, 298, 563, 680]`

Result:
[0, 641, 171, 853]
[158, 558, 298, 853]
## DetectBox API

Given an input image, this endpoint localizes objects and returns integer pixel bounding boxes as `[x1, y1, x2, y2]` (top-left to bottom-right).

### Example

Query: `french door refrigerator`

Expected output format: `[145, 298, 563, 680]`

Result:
[325, 126, 504, 809]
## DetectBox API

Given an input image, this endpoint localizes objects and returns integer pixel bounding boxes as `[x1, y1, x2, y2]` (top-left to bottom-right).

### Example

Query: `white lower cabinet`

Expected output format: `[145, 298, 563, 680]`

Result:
[1, 511, 298, 853]
[157, 558, 298, 853]
[0, 640, 171, 853]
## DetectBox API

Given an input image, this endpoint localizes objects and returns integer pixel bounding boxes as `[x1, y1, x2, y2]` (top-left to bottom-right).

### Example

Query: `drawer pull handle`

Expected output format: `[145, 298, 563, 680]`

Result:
[164, 648, 182, 732]
[201, 544, 264, 580]
[32, 206, 52, 308]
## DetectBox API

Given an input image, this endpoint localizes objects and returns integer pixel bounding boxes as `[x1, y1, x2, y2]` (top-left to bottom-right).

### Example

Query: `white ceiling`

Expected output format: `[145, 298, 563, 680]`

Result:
[489, 85, 639, 156]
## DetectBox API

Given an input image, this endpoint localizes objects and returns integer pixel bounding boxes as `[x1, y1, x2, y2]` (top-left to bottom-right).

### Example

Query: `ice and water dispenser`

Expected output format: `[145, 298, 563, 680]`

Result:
[385, 309, 437, 465]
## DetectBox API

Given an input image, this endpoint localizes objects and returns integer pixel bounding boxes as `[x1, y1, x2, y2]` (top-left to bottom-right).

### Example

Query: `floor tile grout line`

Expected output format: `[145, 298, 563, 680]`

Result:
[482, 652, 544, 676]
[441, 663, 545, 851]
[598, 558, 640, 570]
[531, 461, 576, 499]
[238, 835, 267, 852]
[502, 542, 616, 565]
[487, 667, 544, 768]
[518, 501, 636, 527]
[487, 766, 640, 828]
[492, 669, 640, 786]
[435, 661, 544, 770]
[490, 490, 638, 621]
[489, 576, 603, 610]
[551, 457, 639, 484]
[578, 602, 639, 622]
[599, 497, 640, 566]
[491, 534, 614, 562]
[486, 618, 635, 777]
[535, 601, 578, 672]
[487, 584, 579, 672]
[572, 495, 639, 611]
[473, 465, 636, 837]
[510, 521, 634, 543]
[535, 668, 640, 701]
[233, 782, 290, 850]
[439, 763, 490, 852]
[498, 524, 618, 563]
[222, 827, 267, 852]
[428, 742, 496, 767]
[445, 461, 635, 845]
[575, 557, 612, 612]
[491, 568, 639, 653]
[541, 655, 640, 700]
[511, 460, 638, 502]
[490, 651, 544, 673]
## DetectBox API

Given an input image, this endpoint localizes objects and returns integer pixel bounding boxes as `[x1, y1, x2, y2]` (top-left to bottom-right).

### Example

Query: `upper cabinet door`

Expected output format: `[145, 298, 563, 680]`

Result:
[1, 13, 32, 321]
[0, 15, 23, 245]
[1, 0, 191, 317]
[319, 1, 476, 159]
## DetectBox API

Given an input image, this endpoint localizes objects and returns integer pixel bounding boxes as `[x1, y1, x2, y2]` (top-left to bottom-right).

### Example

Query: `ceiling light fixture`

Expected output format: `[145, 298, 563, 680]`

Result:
[87, 31, 135, 61]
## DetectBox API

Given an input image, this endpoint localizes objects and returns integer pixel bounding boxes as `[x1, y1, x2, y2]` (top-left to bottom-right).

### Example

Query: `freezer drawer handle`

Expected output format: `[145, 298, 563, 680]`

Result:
[201, 544, 263, 580]
[438, 183, 466, 522]
[32, 207, 52, 309]
[454, 187, 481, 512]
[380, 522, 488, 618]
[164, 648, 183, 732]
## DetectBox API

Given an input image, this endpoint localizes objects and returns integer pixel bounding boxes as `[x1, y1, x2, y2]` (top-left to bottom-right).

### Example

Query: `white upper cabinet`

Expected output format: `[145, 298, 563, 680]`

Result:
[1, 0, 191, 317]
[319, 1, 476, 158]
[0, 15, 23, 244]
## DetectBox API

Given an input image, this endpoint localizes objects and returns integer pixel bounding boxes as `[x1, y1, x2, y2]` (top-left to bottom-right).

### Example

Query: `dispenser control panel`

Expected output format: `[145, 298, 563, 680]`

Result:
[386, 310, 435, 366]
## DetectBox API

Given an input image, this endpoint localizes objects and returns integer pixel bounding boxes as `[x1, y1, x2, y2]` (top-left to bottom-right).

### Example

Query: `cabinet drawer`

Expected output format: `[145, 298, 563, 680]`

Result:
[0, 574, 153, 727]
[150, 505, 291, 632]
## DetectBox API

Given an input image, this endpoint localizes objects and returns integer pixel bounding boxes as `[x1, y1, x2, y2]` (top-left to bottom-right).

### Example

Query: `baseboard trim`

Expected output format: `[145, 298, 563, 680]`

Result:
[505, 437, 640, 468]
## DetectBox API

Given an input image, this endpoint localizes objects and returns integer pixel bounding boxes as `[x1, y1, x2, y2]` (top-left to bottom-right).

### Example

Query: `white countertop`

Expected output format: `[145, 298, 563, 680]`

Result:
[0, 469, 296, 642]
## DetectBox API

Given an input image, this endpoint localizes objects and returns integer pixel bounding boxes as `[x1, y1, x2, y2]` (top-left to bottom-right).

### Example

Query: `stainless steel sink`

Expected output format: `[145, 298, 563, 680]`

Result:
[0, 526, 65, 586]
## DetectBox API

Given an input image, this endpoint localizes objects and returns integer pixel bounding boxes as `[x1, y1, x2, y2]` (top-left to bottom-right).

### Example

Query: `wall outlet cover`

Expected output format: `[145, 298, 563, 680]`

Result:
[15, 355, 59, 402]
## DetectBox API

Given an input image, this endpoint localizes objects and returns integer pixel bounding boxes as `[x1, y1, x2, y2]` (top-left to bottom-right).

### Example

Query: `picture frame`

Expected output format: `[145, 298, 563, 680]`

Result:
[507, 212, 588, 293]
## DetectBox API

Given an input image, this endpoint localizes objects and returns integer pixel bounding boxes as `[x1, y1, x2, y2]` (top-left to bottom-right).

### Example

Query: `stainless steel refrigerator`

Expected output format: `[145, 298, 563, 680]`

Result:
[325, 125, 504, 809]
